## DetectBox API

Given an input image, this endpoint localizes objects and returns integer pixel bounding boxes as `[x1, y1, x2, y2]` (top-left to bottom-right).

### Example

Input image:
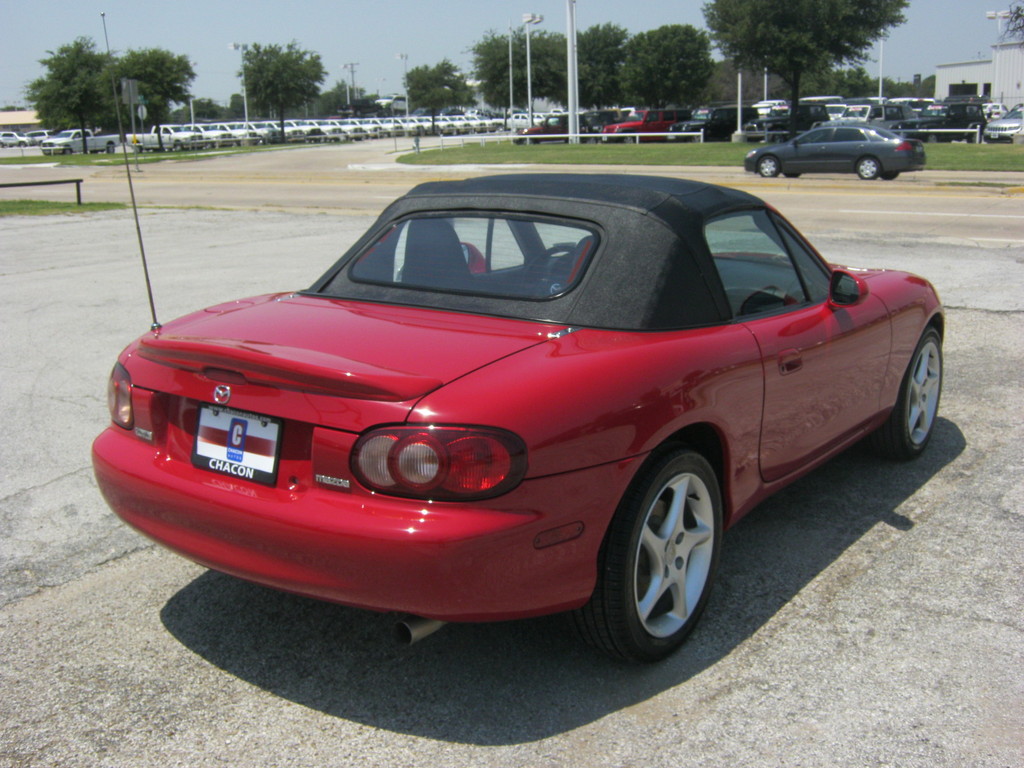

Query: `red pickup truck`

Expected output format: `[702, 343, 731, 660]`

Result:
[601, 108, 690, 142]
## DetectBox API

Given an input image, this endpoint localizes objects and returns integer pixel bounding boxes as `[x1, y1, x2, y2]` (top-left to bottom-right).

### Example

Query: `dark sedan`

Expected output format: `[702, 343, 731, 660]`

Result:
[744, 125, 926, 180]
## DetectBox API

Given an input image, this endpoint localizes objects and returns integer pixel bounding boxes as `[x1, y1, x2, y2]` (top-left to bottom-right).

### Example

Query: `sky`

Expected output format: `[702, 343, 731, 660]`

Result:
[1, 0, 1014, 108]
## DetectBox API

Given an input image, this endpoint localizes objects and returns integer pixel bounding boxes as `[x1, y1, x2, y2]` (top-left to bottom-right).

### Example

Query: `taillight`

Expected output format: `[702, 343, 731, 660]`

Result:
[107, 362, 133, 429]
[895, 140, 914, 152]
[351, 425, 527, 501]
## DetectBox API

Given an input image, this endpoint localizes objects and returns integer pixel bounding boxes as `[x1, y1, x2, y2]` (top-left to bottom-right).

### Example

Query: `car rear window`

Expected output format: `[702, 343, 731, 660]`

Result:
[347, 214, 598, 300]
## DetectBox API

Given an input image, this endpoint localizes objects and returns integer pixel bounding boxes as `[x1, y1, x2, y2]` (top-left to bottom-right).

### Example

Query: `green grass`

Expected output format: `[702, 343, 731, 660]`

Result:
[0, 199, 128, 216]
[0, 142, 311, 167]
[397, 139, 1024, 173]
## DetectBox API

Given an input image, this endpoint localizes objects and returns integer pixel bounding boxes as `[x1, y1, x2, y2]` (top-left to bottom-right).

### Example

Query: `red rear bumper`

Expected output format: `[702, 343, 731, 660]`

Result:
[93, 426, 639, 621]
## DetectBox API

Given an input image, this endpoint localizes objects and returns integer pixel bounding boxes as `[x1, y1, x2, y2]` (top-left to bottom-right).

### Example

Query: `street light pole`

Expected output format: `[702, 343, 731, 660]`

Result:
[566, 0, 579, 143]
[523, 13, 543, 127]
[229, 43, 249, 126]
[508, 19, 514, 129]
[342, 62, 359, 108]
[877, 38, 885, 100]
[396, 53, 409, 116]
[986, 9, 1011, 36]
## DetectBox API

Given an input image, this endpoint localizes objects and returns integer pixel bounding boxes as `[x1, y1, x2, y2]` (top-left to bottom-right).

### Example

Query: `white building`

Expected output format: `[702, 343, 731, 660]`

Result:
[935, 41, 1024, 107]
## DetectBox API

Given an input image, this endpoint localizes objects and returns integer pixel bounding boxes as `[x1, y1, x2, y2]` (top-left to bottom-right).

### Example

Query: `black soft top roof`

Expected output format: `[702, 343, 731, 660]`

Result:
[402, 173, 762, 221]
[311, 174, 765, 330]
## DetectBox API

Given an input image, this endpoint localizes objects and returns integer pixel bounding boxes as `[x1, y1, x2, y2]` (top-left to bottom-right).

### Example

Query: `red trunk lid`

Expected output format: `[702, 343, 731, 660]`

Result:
[135, 293, 560, 406]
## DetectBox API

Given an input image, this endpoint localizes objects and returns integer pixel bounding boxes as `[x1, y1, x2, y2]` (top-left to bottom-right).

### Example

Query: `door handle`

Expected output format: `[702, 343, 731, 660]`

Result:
[778, 349, 803, 375]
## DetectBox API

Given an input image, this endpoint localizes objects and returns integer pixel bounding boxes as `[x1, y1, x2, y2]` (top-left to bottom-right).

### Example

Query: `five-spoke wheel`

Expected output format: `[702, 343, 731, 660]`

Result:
[869, 327, 943, 459]
[573, 449, 722, 662]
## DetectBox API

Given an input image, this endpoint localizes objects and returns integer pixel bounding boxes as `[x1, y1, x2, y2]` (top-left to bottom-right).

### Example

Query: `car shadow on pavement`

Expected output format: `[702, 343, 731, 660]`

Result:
[161, 417, 965, 746]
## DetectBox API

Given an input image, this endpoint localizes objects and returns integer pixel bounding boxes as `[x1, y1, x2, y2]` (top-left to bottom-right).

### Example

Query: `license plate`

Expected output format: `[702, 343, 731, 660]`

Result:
[192, 405, 282, 485]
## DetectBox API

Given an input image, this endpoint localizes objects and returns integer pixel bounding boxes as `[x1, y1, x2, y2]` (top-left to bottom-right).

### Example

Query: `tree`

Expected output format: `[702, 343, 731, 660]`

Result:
[243, 42, 326, 140]
[26, 37, 114, 153]
[621, 25, 714, 108]
[803, 66, 876, 98]
[705, 60, 775, 103]
[704, 0, 907, 135]
[116, 48, 195, 149]
[471, 28, 566, 111]
[227, 93, 246, 119]
[406, 59, 475, 132]
[313, 81, 348, 117]
[1007, 1, 1024, 40]
[577, 23, 629, 108]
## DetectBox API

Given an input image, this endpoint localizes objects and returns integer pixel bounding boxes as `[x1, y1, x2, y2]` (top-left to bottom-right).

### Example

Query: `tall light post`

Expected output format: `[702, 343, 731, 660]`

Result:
[342, 62, 359, 107]
[566, 0, 579, 142]
[877, 38, 885, 100]
[229, 43, 249, 126]
[523, 13, 543, 126]
[396, 53, 409, 116]
[986, 9, 1011, 36]
[508, 19, 514, 127]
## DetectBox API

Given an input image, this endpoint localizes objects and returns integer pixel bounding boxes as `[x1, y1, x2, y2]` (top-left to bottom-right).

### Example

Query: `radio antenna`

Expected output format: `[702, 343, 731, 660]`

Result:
[100, 11, 161, 331]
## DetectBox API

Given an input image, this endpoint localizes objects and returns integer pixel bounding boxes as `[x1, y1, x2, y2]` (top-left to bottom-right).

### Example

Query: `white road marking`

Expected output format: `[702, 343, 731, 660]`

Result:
[840, 209, 1024, 220]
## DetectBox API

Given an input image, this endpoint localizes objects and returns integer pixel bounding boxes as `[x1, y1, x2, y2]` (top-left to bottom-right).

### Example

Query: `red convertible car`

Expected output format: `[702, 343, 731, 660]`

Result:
[92, 175, 943, 662]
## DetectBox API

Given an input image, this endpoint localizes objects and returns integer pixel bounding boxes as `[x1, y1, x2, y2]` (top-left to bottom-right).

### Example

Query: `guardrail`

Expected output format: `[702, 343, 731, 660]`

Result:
[436, 130, 706, 148]
[600, 130, 705, 143]
[893, 127, 984, 143]
[0, 178, 84, 204]
[745, 126, 986, 144]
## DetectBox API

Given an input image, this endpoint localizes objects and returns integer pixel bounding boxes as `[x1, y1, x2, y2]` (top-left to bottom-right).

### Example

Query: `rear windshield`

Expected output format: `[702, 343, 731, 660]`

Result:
[344, 214, 598, 300]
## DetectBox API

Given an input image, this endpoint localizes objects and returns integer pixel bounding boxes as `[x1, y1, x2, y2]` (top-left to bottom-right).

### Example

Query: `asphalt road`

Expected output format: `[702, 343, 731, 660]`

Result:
[0, 142, 1022, 767]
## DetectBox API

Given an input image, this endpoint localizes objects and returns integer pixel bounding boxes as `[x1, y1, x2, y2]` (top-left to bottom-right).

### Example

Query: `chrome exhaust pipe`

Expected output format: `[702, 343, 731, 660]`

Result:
[394, 615, 447, 645]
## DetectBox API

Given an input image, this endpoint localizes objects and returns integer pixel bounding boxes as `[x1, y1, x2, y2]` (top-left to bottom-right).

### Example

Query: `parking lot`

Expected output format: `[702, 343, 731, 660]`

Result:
[0, 143, 1022, 767]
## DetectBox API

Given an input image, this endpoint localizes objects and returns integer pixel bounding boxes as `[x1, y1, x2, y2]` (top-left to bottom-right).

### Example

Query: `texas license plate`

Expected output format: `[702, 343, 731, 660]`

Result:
[192, 405, 282, 485]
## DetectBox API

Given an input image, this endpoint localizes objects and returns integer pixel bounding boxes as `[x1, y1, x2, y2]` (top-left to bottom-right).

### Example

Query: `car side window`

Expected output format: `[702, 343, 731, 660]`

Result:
[833, 127, 864, 142]
[705, 210, 808, 318]
[800, 128, 832, 143]
[772, 216, 832, 304]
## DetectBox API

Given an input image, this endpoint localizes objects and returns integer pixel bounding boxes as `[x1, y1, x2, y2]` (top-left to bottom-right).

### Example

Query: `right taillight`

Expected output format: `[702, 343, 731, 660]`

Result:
[107, 362, 133, 429]
[351, 425, 527, 501]
[895, 140, 913, 152]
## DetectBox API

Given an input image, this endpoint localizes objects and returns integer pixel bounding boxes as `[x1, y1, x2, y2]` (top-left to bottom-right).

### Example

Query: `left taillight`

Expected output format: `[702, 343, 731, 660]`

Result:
[107, 362, 133, 429]
[895, 140, 914, 152]
[351, 425, 527, 501]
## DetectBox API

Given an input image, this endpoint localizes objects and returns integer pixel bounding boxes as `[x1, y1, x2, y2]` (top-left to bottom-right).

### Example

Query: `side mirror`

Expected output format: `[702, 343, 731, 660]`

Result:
[829, 269, 869, 307]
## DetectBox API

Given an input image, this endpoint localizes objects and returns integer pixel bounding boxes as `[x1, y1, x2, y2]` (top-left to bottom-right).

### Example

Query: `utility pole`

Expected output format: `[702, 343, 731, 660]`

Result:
[566, 0, 579, 143]
[342, 62, 359, 107]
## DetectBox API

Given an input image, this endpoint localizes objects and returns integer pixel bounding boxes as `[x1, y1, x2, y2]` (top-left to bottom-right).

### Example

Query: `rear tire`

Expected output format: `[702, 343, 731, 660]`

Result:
[880, 171, 900, 180]
[572, 449, 722, 662]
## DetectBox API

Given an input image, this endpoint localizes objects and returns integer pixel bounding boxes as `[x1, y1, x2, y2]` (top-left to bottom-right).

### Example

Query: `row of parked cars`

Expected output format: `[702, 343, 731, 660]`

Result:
[514, 96, 1020, 146]
[143, 115, 506, 147]
[5, 112, 511, 153]
[0, 129, 53, 147]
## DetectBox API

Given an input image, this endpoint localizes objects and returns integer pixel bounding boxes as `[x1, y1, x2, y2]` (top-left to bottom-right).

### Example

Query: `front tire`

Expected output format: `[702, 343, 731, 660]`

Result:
[868, 327, 942, 460]
[856, 156, 881, 180]
[573, 449, 722, 662]
[757, 155, 781, 177]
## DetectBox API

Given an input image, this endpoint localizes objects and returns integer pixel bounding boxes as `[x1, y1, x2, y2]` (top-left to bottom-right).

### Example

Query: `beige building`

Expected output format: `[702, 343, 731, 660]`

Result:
[0, 110, 39, 132]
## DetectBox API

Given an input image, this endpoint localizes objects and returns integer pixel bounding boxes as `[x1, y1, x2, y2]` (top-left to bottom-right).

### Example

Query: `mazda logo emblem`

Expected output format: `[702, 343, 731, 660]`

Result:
[213, 385, 231, 404]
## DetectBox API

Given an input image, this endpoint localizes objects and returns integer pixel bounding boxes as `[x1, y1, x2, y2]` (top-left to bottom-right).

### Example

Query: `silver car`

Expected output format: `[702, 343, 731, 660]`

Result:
[983, 107, 1023, 143]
